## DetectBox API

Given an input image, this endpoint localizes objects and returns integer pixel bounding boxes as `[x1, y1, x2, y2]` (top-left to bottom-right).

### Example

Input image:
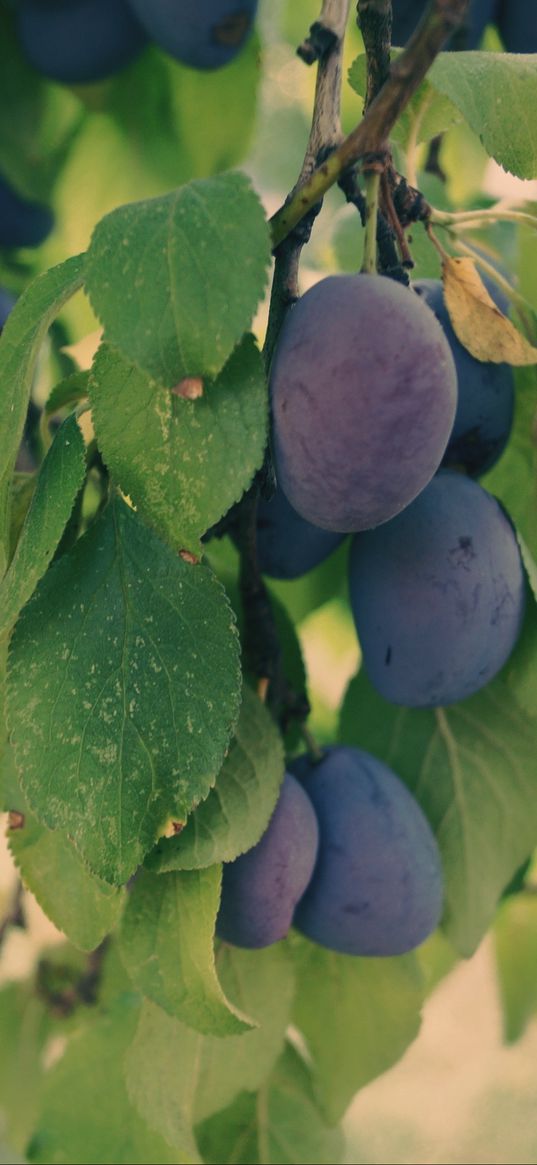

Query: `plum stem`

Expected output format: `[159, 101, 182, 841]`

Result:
[361, 169, 381, 273]
[270, 0, 470, 248]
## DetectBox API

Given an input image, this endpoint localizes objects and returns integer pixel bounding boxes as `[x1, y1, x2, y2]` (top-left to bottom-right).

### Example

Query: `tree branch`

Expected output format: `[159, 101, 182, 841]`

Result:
[270, 0, 469, 248]
[358, 0, 393, 109]
[264, 0, 351, 366]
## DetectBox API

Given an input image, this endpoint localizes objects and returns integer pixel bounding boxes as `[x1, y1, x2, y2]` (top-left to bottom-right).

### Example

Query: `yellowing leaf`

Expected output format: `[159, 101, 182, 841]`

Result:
[442, 257, 537, 366]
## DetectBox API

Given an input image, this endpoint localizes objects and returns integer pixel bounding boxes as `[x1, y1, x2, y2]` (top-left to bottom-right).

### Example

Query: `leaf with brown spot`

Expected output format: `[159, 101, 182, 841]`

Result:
[7, 496, 241, 884]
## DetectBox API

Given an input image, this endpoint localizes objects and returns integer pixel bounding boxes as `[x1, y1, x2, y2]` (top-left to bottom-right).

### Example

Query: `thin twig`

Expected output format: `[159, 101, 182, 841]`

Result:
[431, 206, 537, 232]
[264, 0, 351, 368]
[270, 0, 469, 247]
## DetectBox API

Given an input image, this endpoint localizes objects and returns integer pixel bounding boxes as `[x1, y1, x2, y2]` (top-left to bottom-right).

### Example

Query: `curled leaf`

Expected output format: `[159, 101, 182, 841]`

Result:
[442, 257, 537, 366]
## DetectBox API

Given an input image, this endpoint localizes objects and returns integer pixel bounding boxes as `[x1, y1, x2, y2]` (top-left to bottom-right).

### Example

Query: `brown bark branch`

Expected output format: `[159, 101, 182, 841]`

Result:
[270, 0, 469, 248]
[263, 0, 351, 367]
[358, 0, 393, 109]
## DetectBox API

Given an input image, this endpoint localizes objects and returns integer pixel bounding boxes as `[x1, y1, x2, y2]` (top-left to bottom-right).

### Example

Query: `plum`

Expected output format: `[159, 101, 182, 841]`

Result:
[414, 277, 514, 477]
[0, 288, 15, 331]
[349, 471, 525, 708]
[0, 176, 53, 249]
[256, 485, 345, 580]
[391, 0, 497, 47]
[497, 0, 537, 53]
[270, 273, 457, 533]
[292, 746, 443, 957]
[217, 772, 319, 949]
[128, 0, 258, 71]
[16, 0, 147, 84]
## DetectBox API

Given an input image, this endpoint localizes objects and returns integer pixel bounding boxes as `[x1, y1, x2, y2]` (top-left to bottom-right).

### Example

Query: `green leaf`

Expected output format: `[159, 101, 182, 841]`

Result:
[196, 1045, 345, 1165]
[0, 728, 16, 810]
[0, 7, 83, 200]
[340, 637, 537, 956]
[0, 254, 85, 578]
[0, 415, 86, 637]
[162, 39, 260, 178]
[518, 533, 537, 604]
[7, 496, 241, 884]
[494, 893, 537, 1043]
[291, 938, 424, 1124]
[119, 867, 253, 1036]
[146, 686, 284, 873]
[0, 982, 53, 1154]
[350, 51, 537, 178]
[196, 1092, 258, 1165]
[125, 944, 294, 1152]
[428, 52, 537, 180]
[483, 368, 537, 563]
[6, 762, 124, 952]
[194, 944, 294, 1119]
[126, 1003, 203, 1163]
[348, 52, 461, 150]
[417, 929, 458, 997]
[26, 1002, 191, 1164]
[105, 40, 260, 187]
[8, 474, 37, 562]
[45, 371, 90, 416]
[44, 35, 261, 270]
[84, 173, 270, 387]
[0, 631, 8, 798]
[89, 334, 267, 553]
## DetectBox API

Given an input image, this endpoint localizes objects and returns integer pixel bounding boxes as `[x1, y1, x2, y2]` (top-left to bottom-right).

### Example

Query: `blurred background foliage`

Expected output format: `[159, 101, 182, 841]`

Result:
[2, 0, 537, 1161]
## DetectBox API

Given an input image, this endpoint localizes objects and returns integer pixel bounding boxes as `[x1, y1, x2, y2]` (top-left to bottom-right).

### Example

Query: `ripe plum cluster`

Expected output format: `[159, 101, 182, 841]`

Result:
[217, 745, 443, 955]
[231, 265, 526, 958]
[268, 271, 524, 709]
[15, 0, 258, 84]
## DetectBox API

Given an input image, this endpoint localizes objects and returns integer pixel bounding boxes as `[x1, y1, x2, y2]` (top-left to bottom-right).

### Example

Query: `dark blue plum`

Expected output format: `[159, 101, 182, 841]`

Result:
[17, 0, 147, 85]
[270, 273, 457, 533]
[0, 288, 15, 331]
[414, 278, 514, 477]
[498, 0, 537, 52]
[391, 0, 497, 47]
[256, 485, 345, 580]
[128, 0, 258, 71]
[349, 472, 525, 708]
[216, 773, 319, 949]
[0, 176, 53, 249]
[292, 746, 443, 957]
